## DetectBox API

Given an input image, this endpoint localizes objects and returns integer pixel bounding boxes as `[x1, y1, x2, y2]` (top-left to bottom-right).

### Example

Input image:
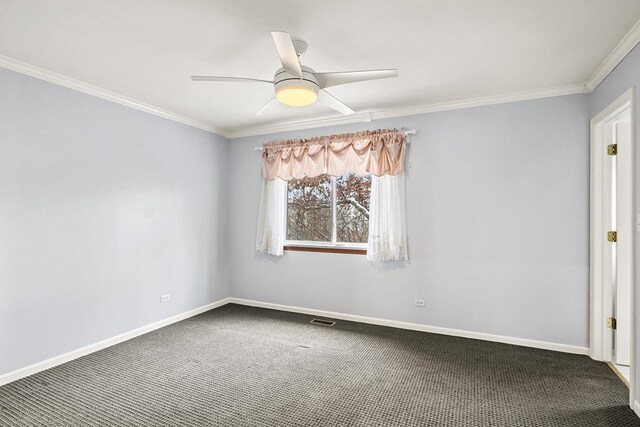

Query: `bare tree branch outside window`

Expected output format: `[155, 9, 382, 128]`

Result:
[287, 173, 371, 244]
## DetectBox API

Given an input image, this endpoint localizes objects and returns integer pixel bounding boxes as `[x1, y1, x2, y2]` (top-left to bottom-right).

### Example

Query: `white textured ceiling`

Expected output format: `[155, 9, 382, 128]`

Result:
[1, 0, 640, 134]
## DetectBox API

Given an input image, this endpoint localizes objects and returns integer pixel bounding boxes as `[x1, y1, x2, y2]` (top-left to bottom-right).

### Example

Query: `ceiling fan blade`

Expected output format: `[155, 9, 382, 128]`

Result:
[318, 90, 354, 115]
[191, 76, 273, 84]
[315, 69, 398, 89]
[271, 31, 303, 78]
[256, 97, 280, 116]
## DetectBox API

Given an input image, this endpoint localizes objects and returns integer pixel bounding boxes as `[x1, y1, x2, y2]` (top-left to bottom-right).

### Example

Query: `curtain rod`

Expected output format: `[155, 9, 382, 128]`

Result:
[253, 129, 416, 151]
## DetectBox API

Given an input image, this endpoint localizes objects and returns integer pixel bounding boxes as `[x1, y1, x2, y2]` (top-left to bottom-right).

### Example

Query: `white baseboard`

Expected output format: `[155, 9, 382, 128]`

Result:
[0, 297, 231, 387]
[634, 400, 640, 418]
[228, 297, 589, 355]
[0, 296, 590, 387]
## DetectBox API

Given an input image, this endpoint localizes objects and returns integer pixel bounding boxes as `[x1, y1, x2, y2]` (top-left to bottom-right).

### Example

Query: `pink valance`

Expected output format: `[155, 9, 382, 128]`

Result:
[261, 129, 406, 180]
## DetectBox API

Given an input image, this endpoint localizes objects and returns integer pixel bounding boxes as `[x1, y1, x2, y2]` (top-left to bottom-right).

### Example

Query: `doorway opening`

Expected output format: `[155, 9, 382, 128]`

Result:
[590, 87, 635, 406]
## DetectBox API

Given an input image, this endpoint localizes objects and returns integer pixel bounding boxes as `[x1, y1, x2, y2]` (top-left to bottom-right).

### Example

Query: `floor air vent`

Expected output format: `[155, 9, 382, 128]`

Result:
[311, 319, 335, 326]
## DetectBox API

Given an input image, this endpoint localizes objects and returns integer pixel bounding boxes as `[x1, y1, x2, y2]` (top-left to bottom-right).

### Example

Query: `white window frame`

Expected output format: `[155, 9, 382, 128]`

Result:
[284, 175, 368, 250]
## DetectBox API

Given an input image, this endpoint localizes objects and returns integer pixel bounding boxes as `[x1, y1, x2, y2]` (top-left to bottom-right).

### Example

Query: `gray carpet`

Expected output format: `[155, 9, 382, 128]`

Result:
[0, 304, 638, 426]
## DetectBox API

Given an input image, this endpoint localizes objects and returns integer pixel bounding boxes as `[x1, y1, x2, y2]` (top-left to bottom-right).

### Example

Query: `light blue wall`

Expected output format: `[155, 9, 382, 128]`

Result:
[590, 42, 640, 401]
[0, 68, 230, 376]
[228, 94, 591, 348]
[6, 44, 633, 378]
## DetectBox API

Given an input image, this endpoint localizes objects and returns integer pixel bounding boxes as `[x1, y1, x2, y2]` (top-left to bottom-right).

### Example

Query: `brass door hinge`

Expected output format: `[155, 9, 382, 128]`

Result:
[608, 317, 617, 330]
[608, 144, 618, 155]
[608, 231, 617, 242]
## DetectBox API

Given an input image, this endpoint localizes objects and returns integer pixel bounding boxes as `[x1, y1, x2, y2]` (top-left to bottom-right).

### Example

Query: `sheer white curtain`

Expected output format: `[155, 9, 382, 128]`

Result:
[256, 178, 287, 256]
[367, 172, 408, 261]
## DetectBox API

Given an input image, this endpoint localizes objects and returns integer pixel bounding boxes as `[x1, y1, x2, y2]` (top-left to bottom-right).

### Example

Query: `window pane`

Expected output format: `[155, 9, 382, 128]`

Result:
[336, 174, 371, 243]
[287, 175, 332, 242]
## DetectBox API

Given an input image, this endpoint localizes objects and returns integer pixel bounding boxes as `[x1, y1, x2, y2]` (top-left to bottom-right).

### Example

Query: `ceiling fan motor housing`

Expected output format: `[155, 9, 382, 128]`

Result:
[274, 66, 319, 106]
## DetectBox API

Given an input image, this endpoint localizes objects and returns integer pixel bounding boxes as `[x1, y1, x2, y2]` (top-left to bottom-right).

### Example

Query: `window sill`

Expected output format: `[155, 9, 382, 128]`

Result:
[283, 245, 367, 255]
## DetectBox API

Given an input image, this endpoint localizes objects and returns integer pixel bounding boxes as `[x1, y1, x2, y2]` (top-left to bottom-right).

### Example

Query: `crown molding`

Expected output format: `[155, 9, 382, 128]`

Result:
[0, 55, 226, 136]
[370, 84, 585, 121]
[224, 83, 585, 139]
[0, 56, 587, 140]
[4, 12, 639, 141]
[584, 18, 640, 93]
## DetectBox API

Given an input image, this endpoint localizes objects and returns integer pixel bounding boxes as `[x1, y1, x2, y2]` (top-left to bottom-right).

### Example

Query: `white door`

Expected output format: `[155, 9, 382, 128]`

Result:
[615, 116, 632, 367]
[590, 92, 633, 365]
[590, 87, 635, 407]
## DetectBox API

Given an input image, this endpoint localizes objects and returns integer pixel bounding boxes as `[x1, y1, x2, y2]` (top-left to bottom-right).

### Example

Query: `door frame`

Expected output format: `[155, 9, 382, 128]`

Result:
[590, 87, 636, 407]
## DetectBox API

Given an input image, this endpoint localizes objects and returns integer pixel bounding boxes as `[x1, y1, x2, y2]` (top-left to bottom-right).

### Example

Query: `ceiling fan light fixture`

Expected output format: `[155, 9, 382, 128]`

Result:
[275, 80, 318, 107]
[191, 31, 398, 115]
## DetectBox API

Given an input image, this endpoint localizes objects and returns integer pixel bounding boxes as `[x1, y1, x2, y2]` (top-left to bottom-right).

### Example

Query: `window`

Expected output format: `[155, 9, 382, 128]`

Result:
[286, 173, 371, 250]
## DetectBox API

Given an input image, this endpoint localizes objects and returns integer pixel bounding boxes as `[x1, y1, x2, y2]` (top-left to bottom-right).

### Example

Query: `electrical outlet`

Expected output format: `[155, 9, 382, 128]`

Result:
[414, 298, 426, 307]
[160, 294, 170, 303]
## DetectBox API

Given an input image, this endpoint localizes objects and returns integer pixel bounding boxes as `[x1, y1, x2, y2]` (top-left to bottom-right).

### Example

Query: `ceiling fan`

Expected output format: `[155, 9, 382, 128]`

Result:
[191, 31, 398, 116]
